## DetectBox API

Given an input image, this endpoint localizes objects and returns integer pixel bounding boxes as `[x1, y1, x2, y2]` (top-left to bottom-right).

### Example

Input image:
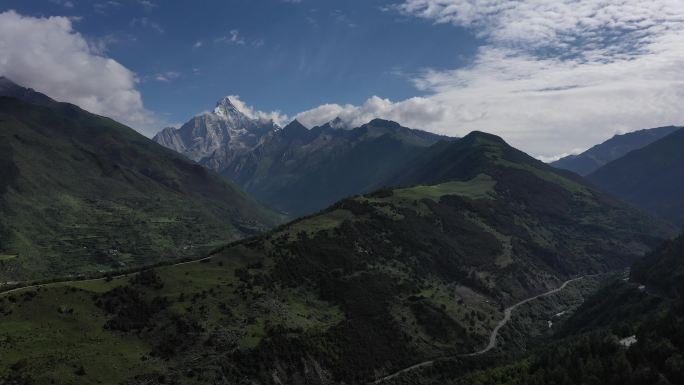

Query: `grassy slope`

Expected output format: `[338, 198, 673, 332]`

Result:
[0, 97, 283, 281]
[0, 132, 675, 385]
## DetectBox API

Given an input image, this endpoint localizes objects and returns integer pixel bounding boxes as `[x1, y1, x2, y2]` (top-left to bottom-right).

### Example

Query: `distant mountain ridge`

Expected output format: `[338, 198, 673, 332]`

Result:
[154, 99, 452, 217]
[0, 78, 283, 280]
[212, 118, 451, 216]
[551, 126, 681, 175]
[588, 127, 684, 227]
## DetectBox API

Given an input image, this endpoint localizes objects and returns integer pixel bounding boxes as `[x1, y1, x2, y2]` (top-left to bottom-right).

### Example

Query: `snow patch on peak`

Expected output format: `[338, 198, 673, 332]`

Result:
[154, 94, 288, 163]
[212, 94, 285, 127]
[214, 95, 247, 118]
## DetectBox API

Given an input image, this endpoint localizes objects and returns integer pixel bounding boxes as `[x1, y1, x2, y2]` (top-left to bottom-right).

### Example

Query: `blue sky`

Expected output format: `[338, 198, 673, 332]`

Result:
[1, 0, 684, 158]
[0, 0, 477, 127]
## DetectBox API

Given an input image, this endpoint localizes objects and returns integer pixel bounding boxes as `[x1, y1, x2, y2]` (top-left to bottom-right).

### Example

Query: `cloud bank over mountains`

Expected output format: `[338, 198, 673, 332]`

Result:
[384, 0, 684, 157]
[222, 95, 290, 127]
[0, 11, 155, 133]
[294, 95, 449, 130]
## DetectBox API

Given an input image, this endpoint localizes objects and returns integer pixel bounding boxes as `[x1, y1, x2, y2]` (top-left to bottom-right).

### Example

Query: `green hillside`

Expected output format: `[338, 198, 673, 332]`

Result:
[0, 131, 673, 384]
[428, 234, 684, 385]
[0, 94, 283, 281]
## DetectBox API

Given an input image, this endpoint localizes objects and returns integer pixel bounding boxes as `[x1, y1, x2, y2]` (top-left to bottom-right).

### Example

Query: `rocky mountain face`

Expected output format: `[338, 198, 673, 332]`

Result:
[551, 126, 681, 176]
[153, 96, 278, 164]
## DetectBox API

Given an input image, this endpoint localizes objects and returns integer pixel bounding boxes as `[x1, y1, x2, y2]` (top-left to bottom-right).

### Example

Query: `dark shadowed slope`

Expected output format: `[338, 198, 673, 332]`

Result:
[631, 234, 684, 298]
[0, 80, 283, 281]
[551, 126, 681, 176]
[588, 127, 684, 226]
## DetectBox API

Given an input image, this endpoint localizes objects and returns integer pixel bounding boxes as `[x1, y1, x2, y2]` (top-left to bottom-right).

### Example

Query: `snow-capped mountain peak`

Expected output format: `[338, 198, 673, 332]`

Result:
[154, 95, 278, 162]
[213, 96, 251, 121]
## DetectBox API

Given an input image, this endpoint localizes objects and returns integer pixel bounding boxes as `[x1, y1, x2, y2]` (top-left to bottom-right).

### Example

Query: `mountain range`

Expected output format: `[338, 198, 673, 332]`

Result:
[0, 78, 282, 281]
[154, 96, 278, 163]
[0, 126, 674, 384]
[2, 78, 684, 385]
[551, 126, 681, 176]
[154, 98, 451, 217]
[587, 127, 684, 227]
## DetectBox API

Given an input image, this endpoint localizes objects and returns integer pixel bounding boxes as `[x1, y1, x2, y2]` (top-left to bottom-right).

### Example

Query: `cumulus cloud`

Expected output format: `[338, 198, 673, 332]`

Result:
[412, 45, 684, 157]
[0, 11, 155, 133]
[310, 0, 684, 159]
[295, 96, 449, 129]
[226, 95, 290, 127]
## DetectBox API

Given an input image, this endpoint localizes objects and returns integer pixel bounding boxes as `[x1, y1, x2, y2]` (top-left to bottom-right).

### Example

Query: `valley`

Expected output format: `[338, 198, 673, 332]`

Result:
[2, 2, 684, 384]
[372, 274, 592, 384]
[0, 113, 675, 384]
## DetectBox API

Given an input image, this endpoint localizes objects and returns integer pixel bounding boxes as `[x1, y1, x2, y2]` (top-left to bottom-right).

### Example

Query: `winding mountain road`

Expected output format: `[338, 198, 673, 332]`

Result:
[3, 263, 587, 384]
[371, 276, 587, 384]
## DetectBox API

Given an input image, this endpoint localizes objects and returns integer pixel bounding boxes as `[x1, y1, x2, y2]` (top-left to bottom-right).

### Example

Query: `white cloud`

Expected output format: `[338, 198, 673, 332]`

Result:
[295, 96, 449, 129]
[226, 95, 290, 127]
[331, 0, 684, 159]
[0, 10, 156, 133]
